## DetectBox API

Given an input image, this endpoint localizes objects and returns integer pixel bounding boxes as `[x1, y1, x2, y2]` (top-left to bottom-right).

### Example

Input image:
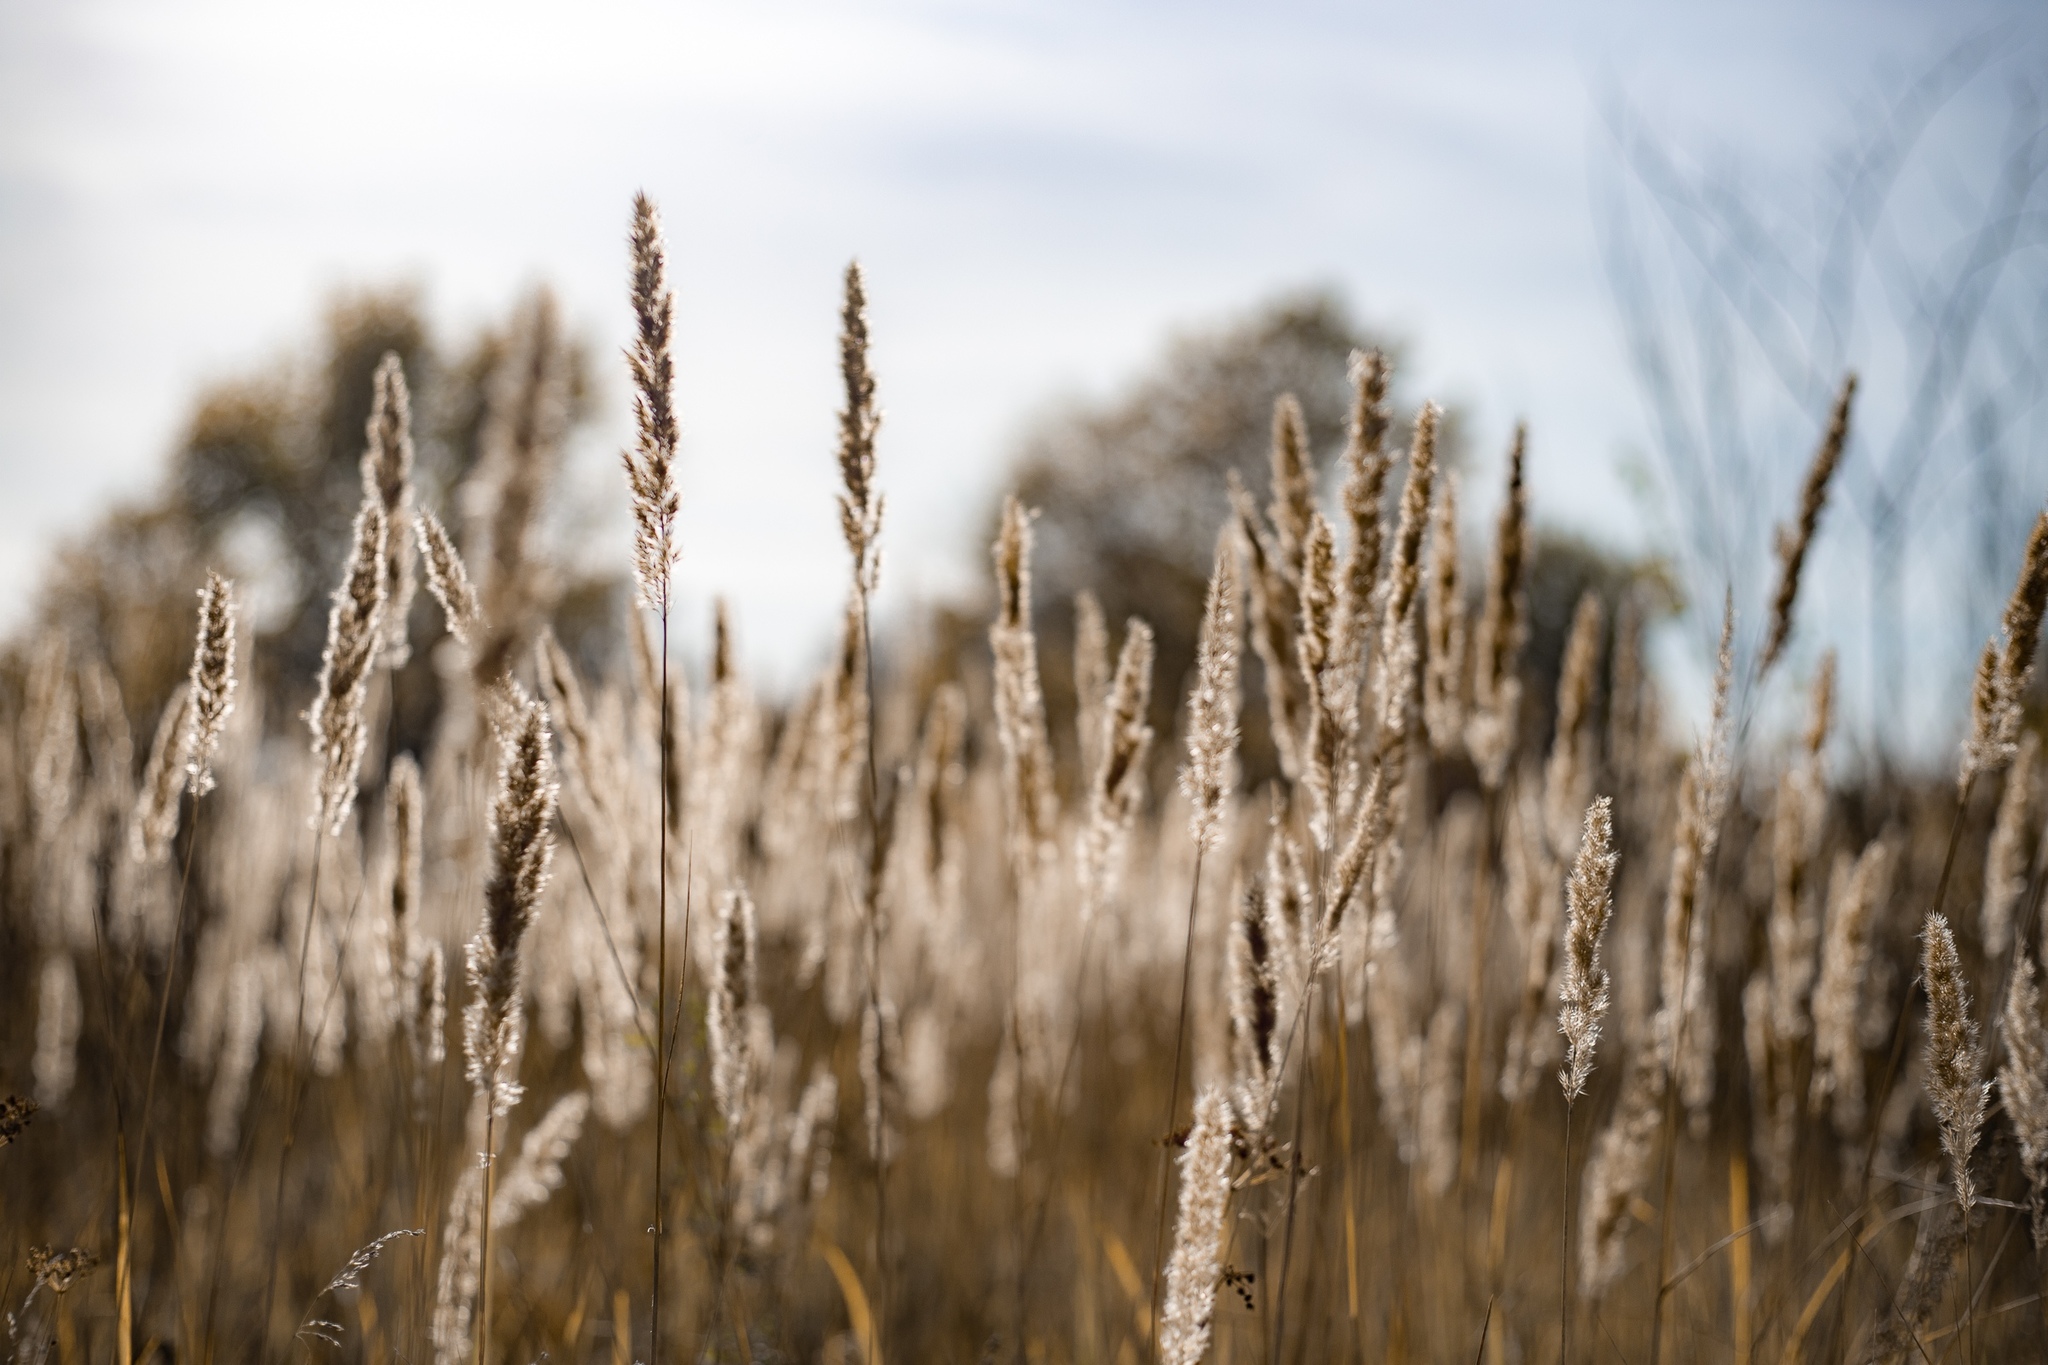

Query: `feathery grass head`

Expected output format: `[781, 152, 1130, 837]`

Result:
[1231, 471, 1307, 780]
[186, 570, 238, 796]
[1181, 526, 1243, 854]
[130, 684, 192, 865]
[1920, 912, 1988, 1211]
[1079, 617, 1154, 919]
[1999, 948, 2048, 1248]
[462, 688, 559, 1111]
[709, 886, 759, 1132]
[623, 191, 682, 613]
[1375, 402, 1438, 739]
[1467, 424, 1528, 787]
[1964, 506, 2048, 787]
[1334, 350, 1393, 710]
[1542, 592, 1604, 856]
[990, 495, 1057, 871]
[416, 506, 483, 650]
[361, 352, 418, 666]
[1159, 1086, 1233, 1365]
[837, 260, 884, 599]
[1558, 796, 1619, 1103]
[1422, 475, 1467, 756]
[1983, 730, 2038, 958]
[1266, 392, 1316, 577]
[1999, 947, 2048, 1247]
[308, 498, 388, 835]
[1758, 374, 1853, 677]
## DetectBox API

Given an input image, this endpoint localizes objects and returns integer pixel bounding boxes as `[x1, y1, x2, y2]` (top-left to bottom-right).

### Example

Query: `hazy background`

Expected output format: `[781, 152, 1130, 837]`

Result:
[3, 0, 2043, 751]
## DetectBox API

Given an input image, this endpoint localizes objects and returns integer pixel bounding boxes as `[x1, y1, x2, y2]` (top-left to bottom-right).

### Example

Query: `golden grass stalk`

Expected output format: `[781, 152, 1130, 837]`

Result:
[1228, 883, 1280, 1133]
[1078, 618, 1154, 922]
[129, 684, 192, 866]
[1266, 393, 1317, 580]
[1374, 403, 1438, 742]
[1295, 512, 1343, 843]
[1422, 475, 1467, 756]
[1542, 593, 1604, 858]
[991, 495, 1058, 877]
[1920, 912, 1987, 1213]
[184, 570, 238, 797]
[1558, 796, 1619, 1105]
[1757, 374, 1855, 677]
[1150, 525, 1243, 1360]
[417, 506, 483, 650]
[1074, 589, 1110, 782]
[1181, 529, 1243, 856]
[623, 192, 682, 614]
[1332, 350, 1392, 740]
[1982, 729, 2038, 958]
[307, 497, 388, 835]
[709, 887, 759, 1133]
[837, 261, 884, 600]
[1230, 470, 1307, 781]
[1808, 838, 1895, 1136]
[461, 687, 558, 1365]
[1556, 794, 1617, 1362]
[361, 352, 418, 666]
[1961, 506, 2048, 789]
[462, 688, 559, 1112]
[1998, 948, 2048, 1248]
[1465, 425, 1527, 789]
[1157, 1087, 1232, 1365]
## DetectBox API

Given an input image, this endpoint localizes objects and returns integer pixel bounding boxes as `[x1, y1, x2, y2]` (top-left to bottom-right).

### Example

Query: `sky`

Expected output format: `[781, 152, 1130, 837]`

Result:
[0, 0, 2040, 721]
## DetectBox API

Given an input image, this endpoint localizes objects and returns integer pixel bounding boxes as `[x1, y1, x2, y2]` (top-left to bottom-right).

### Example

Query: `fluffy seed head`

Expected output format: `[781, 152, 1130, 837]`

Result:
[186, 571, 238, 796]
[989, 496, 1057, 873]
[622, 192, 682, 612]
[1466, 424, 1528, 787]
[1180, 527, 1244, 853]
[462, 690, 559, 1111]
[837, 261, 885, 599]
[1963, 506, 2048, 787]
[1159, 1086, 1233, 1365]
[1558, 796, 1619, 1103]
[360, 352, 418, 666]
[130, 685, 192, 865]
[1999, 949, 2048, 1248]
[709, 886, 759, 1132]
[1422, 477, 1467, 756]
[416, 507, 482, 650]
[308, 498, 388, 835]
[1758, 373, 1854, 676]
[1920, 912, 1988, 1211]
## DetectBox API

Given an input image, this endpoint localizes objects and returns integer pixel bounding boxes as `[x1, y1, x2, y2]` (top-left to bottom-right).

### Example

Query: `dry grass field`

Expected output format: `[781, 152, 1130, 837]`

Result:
[4, 193, 2048, 1365]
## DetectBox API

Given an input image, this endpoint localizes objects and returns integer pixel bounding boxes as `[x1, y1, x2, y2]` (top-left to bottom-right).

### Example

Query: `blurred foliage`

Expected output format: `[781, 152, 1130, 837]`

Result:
[26, 287, 616, 758]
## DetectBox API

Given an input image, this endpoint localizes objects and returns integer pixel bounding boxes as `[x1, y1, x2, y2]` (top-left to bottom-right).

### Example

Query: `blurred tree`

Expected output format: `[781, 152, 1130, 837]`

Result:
[26, 285, 615, 757]
[991, 290, 1425, 786]
[960, 288, 1668, 795]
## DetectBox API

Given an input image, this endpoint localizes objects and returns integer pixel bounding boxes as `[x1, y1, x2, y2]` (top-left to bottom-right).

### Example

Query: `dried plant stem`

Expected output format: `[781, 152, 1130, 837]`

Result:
[652, 622, 669, 1365]
[1835, 777, 1974, 1350]
[1460, 788, 1501, 1188]
[1270, 981, 1318, 1362]
[475, 1106, 499, 1365]
[261, 828, 326, 1352]
[1333, 970, 1362, 1355]
[1650, 1016, 1688, 1364]
[1147, 852, 1207, 1365]
[859, 601, 890, 1358]
[133, 791, 201, 1200]
[1561, 1098, 1575, 1365]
